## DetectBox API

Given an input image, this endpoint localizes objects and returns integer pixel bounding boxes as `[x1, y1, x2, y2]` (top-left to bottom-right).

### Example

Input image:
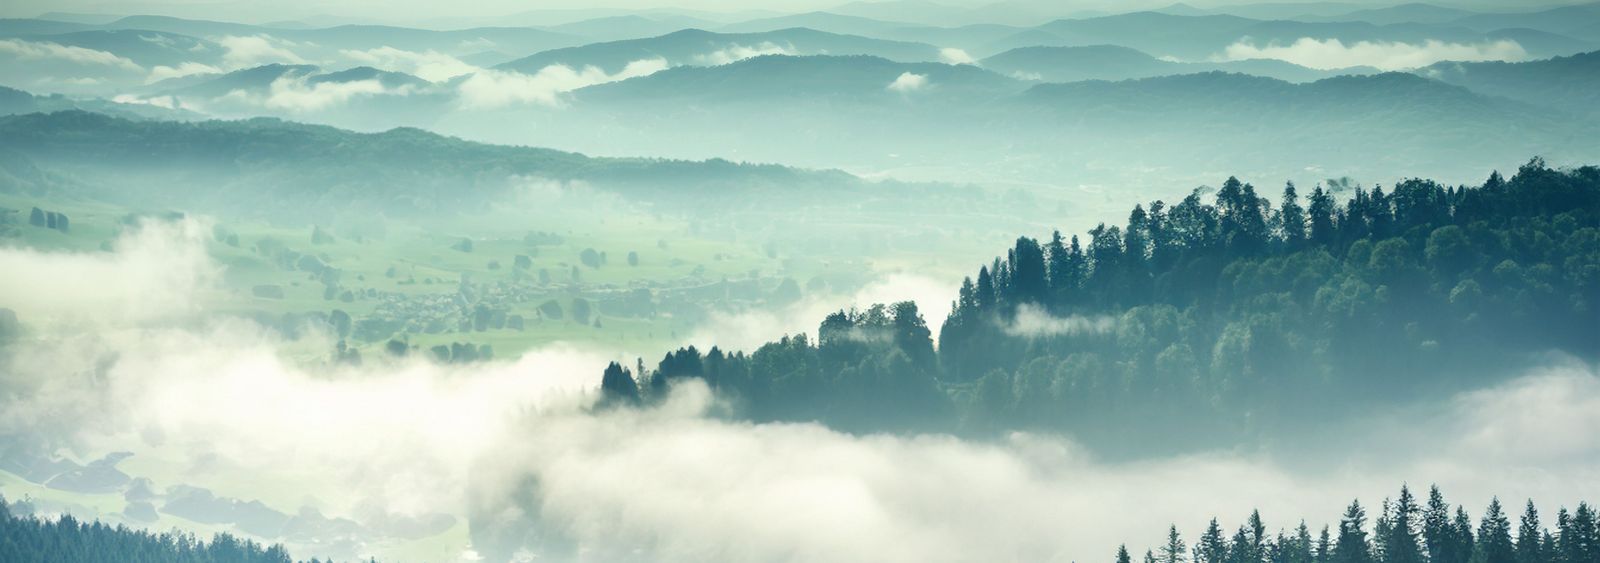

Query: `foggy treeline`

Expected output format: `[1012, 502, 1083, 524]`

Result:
[1117, 486, 1599, 563]
[2, 0, 1599, 562]
[600, 160, 1600, 451]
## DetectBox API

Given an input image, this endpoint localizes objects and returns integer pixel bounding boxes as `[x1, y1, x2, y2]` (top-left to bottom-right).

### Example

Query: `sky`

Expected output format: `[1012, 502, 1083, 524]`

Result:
[3, 0, 1580, 25]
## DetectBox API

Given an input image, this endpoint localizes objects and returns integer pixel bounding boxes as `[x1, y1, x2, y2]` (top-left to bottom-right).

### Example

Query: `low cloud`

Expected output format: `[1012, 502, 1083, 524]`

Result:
[2, 220, 1596, 563]
[939, 47, 975, 65]
[0, 38, 141, 70]
[887, 71, 929, 93]
[339, 46, 477, 82]
[475, 362, 1600, 563]
[145, 61, 223, 84]
[1217, 37, 1528, 71]
[693, 42, 793, 66]
[455, 59, 668, 109]
[0, 220, 615, 537]
[112, 93, 195, 111]
[1001, 304, 1116, 338]
[214, 75, 409, 113]
[0, 219, 213, 325]
[217, 35, 308, 68]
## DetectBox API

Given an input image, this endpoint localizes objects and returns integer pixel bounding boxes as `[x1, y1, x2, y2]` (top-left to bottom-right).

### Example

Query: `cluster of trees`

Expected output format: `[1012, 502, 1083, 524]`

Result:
[941, 159, 1598, 446]
[600, 160, 1600, 444]
[27, 206, 69, 232]
[1117, 486, 1597, 563]
[598, 302, 950, 431]
[0, 496, 312, 563]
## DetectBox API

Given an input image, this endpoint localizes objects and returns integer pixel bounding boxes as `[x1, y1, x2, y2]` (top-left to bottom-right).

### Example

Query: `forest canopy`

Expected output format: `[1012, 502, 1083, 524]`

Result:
[601, 159, 1600, 452]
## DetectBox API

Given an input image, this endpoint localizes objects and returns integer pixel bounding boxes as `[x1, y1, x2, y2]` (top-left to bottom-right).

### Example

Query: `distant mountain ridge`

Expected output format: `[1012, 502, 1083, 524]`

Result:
[0, 110, 878, 218]
[981, 44, 1377, 83]
[498, 27, 945, 74]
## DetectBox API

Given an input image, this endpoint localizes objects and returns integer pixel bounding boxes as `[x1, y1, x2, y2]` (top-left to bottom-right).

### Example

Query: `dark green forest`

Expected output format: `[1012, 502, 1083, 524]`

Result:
[601, 159, 1600, 450]
[1116, 485, 1598, 563]
[0, 495, 313, 563]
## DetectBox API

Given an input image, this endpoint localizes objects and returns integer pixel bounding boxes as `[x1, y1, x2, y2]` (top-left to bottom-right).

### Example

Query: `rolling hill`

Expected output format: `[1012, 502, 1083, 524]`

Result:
[0, 110, 875, 219]
[498, 28, 945, 74]
[980, 44, 1375, 82]
[1416, 50, 1600, 118]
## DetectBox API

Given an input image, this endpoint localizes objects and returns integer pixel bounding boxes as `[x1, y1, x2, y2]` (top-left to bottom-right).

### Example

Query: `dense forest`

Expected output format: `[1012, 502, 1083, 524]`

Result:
[1116, 485, 1598, 563]
[600, 159, 1600, 449]
[0, 495, 316, 563]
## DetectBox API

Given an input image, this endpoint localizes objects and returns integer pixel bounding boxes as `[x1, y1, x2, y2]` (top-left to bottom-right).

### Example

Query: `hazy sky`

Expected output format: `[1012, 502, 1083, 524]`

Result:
[2, 0, 1577, 25]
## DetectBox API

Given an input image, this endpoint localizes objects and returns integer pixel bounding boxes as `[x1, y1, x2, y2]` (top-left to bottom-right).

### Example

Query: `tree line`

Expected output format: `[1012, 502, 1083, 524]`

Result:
[1116, 485, 1598, 563]
[0, 495, 311, 563]
[599, 159, 1600, 447]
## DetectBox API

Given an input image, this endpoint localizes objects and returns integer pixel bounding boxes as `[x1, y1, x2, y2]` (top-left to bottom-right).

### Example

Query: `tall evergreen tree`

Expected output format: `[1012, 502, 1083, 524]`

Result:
[1231, 526, 1256, 563]
[975, 266, 994, 310]
[1479, 498, 1516, 563]
[1426, 486, 1462, 563]
[1308, 185, 1336, 246]
[1249, 510, 1269, 563]
[599, 361, 641, 406]
[1162, 525, 1189, 563]
[1198, 518, 1230, 563]
[1335, 500, 1374, 563]
[1279, 182, 1307, 249]
[1517, 501, 1545, 563]
[1011, 237, 1049, 305]
[1453, 506, 1475, 563]
[1046, 230, 1071, 298]
[1384, 487, 1425, 563]
[1291, 522, 1316, 563]
[1318, 526, 1334, 563]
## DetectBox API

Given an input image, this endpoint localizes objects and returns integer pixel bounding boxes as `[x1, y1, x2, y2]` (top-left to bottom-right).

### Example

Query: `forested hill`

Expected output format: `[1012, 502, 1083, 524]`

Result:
[600, 160, 1600, 452]
[0, 111, 870, 218]
[0, 496, 310, 563]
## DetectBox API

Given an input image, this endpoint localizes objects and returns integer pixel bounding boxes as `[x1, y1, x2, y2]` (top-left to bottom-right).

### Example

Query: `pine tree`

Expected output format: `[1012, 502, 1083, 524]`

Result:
[1518, 501, 1545, 563]
[1317, 525, 1334, 563]
[1335, 500, 1373, 563]
[1119, 544, 1134, 563]
[1565, 503, 1598, 563]
[1453, 506, 1475, 563]
[1046, 230, 1071, 297]
[1248, 510, 1269, 563]
[1279, 182, 1307, 248]
[1480, 498, 1516, 563]
[1384, 486, 1425, 563]
[1426, 486, 1458, 563]
[1162, 525, 1189, 563]
[599, 362, 641, 406]
[1229, 525, 1254, 563]
[975, 266, 994, 310]
[1198, 518, 1230, 563]
[1292, 522, 1316, 563]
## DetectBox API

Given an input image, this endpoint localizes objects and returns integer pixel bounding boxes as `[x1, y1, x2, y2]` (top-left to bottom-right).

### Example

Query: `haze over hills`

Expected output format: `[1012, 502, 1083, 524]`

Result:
[1, 2, 1598, 563]
[1416, 49, 1600, 117]
[980, 44, 1378, 82]
[497, 27, 947, 74]
[0, 110, 901, 218]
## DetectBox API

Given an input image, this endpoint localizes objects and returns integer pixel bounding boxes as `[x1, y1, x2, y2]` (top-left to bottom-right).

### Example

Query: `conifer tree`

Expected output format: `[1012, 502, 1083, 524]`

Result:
[1480, 498, 1516, 563]
[1517, 501, 1545, 563]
